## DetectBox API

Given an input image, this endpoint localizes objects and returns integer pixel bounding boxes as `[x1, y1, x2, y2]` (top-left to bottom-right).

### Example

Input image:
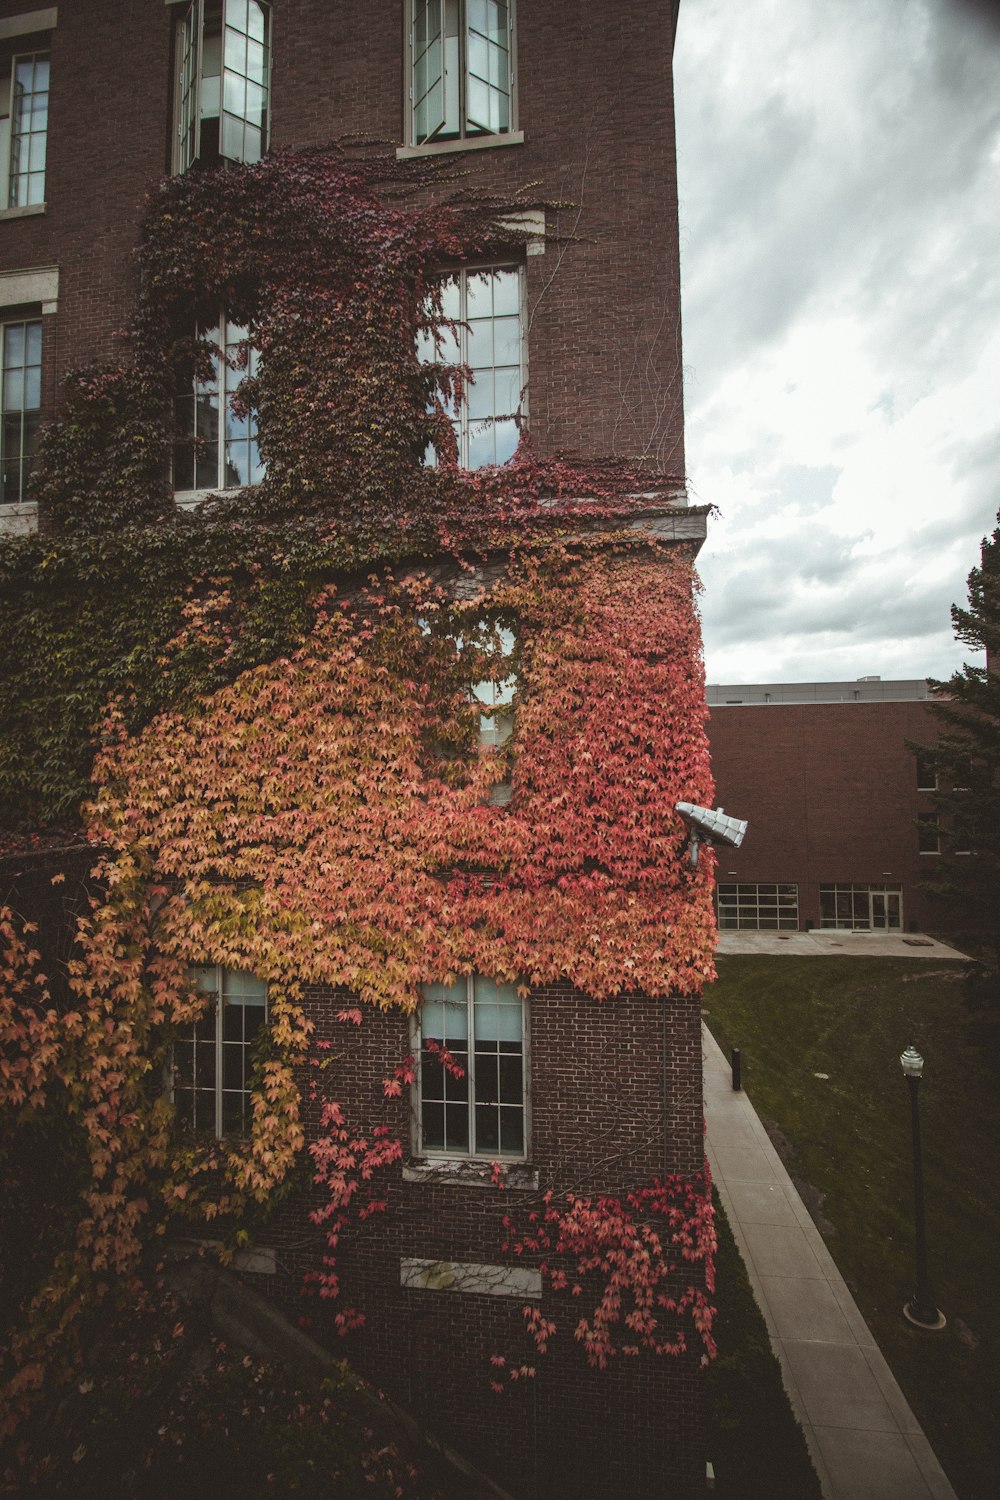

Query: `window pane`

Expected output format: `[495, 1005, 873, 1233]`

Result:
[24, 367, 40, 410]
[222, 1088, 246, 1133]
[246, 37, 267, 87]
[173, 1039, 194, 1087]
[493, 316, 521, 366]
[3, 325, 24, 370]
[465, 272, 494, 320]
[475, 1051, 500, 1103]
[4, 371, 23, 411]
[248, 1, 266, 43]
[475, 1105, 500, 1152]
[466, 369, 495, 420]
[467, 424, 496, 468]
[498, 1052, 522, 1103]
[466, 318, 495, 370]
[422, 1099, 445, 1149]
[222, 1040, 246, 1088]
[444, 1102, 469, 1152]
[195, 1038, 216, 1089]
[224, 70, 247, 117]
[499, 1108, 523, 1154]
[223, 970, 268, 1002]
[494, 366, 520, 414]
[474, 999, 521, 1041]
[422, 997, 468, 1044]
[492, 418, 518, 465]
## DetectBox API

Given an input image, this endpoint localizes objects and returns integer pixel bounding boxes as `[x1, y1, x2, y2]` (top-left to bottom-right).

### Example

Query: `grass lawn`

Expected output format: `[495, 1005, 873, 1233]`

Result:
[707, 1190, 822, 1497]
[704, 956, 1000, 1500]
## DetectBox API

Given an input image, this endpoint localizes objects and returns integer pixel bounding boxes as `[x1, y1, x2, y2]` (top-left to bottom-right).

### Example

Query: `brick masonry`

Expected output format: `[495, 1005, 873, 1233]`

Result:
[707, 700, 945, 931]
[257, 982, 708, 1500]
[0, 5, 706, 1492]
[0, 0, 685, 476]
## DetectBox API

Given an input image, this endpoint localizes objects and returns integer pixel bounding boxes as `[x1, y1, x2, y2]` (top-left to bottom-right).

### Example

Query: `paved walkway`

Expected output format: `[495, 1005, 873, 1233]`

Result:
[703, 1025, 956, 1500]
[717, 930, 968, 959]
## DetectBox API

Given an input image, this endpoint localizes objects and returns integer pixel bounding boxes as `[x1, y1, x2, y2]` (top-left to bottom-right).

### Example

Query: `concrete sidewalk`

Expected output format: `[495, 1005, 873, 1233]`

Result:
[703, 1025, 956, 1500]
[717, 930, 968, 959]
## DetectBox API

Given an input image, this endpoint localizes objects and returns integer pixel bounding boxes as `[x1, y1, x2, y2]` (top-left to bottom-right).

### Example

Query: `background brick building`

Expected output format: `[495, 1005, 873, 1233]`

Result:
[706, 678, 948, 934]
[0, 5, 714, 1496]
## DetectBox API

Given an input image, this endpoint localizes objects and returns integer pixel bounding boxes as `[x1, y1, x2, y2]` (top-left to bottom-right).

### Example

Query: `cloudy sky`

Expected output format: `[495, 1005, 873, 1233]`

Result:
[673, 0, 1000, 685]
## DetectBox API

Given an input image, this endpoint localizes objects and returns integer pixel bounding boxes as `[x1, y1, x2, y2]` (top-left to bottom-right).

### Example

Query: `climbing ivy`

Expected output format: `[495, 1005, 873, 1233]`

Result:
[0, 143, 714, 1436]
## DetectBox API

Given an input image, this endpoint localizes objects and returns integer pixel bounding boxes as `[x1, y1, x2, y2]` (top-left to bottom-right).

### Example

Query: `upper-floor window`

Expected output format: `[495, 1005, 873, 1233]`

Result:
[410, 1, 514, 146]
[0, 318, 41, 504]
[2, 53, 48, 207]
[416, 976, 527, 1159]
[172, 966, 268, 1137]
[418, 265, 524, 468]
[473, 625, 516, 751]
[917, 814, 941, 855]
[174, 0, 270, 174]
[173, 314, 262, 499]
[915, 750, 937, 792]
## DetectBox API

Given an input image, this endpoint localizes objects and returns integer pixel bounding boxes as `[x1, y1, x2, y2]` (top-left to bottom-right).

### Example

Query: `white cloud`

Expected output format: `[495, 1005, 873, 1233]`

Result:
[676, 0, 1000, 685]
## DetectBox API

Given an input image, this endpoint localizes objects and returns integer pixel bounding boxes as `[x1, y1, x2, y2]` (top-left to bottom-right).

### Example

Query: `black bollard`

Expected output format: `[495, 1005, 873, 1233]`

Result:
[731, 1048, 742, 1091]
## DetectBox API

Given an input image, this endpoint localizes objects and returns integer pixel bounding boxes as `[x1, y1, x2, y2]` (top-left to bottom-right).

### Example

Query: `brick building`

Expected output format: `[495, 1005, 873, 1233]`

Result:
[0, 5, 715, 1495]
[706, 679, 948, 934]
[0, 0, 690, 536]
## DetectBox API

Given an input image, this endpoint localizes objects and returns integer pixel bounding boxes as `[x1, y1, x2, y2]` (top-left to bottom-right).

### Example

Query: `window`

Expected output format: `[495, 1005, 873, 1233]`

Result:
[173, 315, 262, 497]
[917, 815, 941, 855]
[174, 0, 270, 174]
[472, 621, 516, 804]
[410, 1, 514, 146]
[819, 884, 902, 931]
[717, 883, 798, 931]
[0, 53, 48, 207]
[419, 265, 524, 468]
[417, 976, 527, 1159]
[1, 318, 41, 504]
[172, 966, 268, 1136]
[915, 750, 937, 792]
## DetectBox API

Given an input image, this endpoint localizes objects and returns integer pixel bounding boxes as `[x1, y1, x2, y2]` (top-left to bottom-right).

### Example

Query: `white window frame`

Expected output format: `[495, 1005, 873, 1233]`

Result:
[420, 263, 526, 469]
[406, 0, 517, 151]
[171, 965, 268, 1138]
[172, 0, 271, 175]
[0, 314, 42, 507]
[914, 750, 938, 792]
[471, 620, 516, 804]
[717, 882, 798, 931]
[818, 883, 904, 931]
[0, 50, 48, 210]
[172, 312, 262, 505]
[917, 814, 941, 855]
[414, 976, 528, 1162]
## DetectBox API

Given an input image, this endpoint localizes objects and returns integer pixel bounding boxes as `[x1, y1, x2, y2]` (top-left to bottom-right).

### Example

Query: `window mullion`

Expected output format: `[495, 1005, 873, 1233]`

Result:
[458, 270, 469, 465]
[192, 0, 205, 169]
[214, 963, 223, 1138]
[458, 0, 468, 137]
[467, 974, 477, 1155]
[217, 312, 226, 490]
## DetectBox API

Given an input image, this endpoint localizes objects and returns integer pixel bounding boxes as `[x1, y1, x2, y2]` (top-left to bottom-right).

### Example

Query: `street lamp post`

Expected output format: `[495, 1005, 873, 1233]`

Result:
[899, 1045, 946, 1330]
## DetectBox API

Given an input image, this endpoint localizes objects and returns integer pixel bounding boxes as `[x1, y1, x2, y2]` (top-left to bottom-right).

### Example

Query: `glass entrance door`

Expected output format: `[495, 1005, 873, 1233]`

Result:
[871, 890, 902, 930]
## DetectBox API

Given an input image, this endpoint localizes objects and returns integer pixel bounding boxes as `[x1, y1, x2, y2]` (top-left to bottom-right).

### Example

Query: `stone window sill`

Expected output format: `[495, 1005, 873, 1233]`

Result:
[0, 500, 38, 537]
[404, 1158, 538, 1191]
[0, 203, 46, 221]
[396, 130, 524, 161]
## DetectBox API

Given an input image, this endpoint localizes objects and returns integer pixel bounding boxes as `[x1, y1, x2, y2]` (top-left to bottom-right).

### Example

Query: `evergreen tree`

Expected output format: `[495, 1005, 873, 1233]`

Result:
[915, 510, 1000, 977]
